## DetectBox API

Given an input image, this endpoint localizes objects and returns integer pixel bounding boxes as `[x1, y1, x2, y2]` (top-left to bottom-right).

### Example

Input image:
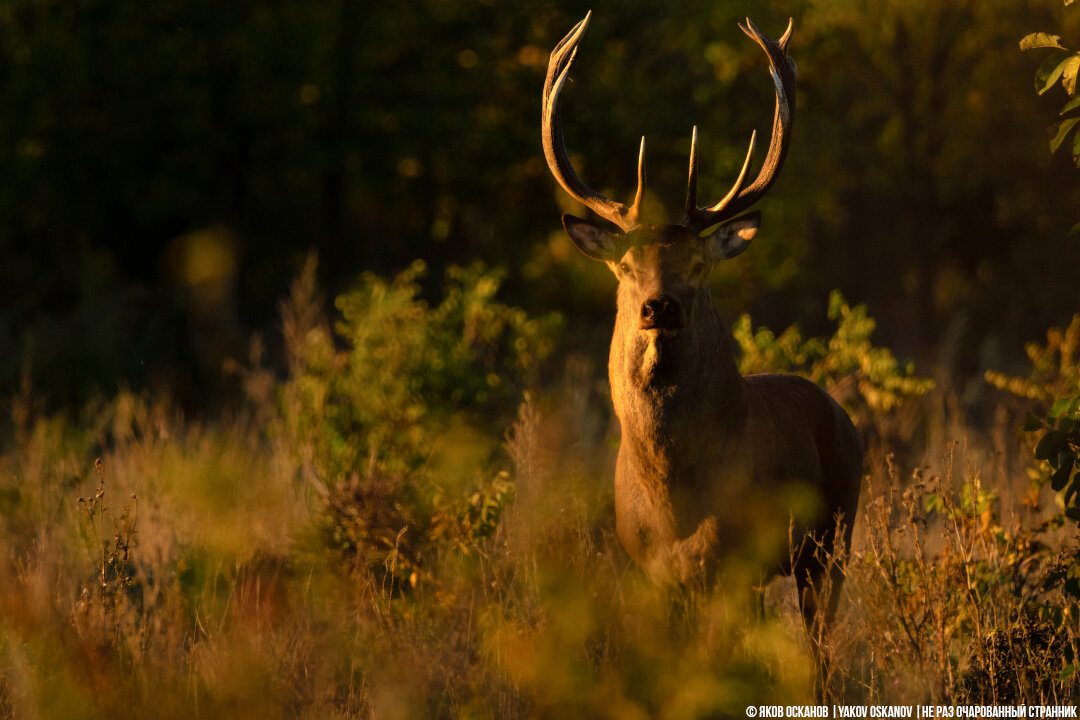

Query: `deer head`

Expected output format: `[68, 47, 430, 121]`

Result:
[543, 13, 796, 341]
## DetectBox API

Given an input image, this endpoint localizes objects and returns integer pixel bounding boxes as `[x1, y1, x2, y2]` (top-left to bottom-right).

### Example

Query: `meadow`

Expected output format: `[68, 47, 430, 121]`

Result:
[2, 256, 1079, 718]
[4, 0, 1080, 716]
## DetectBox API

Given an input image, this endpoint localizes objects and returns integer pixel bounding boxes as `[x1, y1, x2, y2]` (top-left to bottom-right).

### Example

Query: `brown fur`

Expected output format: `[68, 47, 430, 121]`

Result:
[569, 221, 863, 636]
[544, 17, 852, 689]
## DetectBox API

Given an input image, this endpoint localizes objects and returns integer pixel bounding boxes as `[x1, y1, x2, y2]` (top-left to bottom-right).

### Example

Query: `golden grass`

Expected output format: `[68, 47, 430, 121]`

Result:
[2, 268, 1077, 717]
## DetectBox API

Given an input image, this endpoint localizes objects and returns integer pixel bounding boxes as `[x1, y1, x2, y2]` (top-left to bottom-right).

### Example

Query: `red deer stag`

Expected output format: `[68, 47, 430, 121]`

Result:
[542, 13, 863, 644]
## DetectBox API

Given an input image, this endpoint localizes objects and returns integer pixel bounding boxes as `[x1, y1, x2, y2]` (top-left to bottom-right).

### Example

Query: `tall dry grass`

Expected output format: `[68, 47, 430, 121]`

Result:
[1, 261, 1078, 718]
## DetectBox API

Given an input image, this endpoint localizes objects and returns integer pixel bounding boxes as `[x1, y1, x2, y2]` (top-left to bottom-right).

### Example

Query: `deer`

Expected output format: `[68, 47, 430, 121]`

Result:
[542, 12, 863, 658]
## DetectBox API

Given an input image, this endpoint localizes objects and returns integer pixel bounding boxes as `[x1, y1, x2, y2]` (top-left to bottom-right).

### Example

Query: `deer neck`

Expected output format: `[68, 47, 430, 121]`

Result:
[608, 289, 745, 462]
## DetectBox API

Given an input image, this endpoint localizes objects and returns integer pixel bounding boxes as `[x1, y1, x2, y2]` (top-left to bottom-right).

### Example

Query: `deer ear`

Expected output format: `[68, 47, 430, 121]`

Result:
[563, 214, 617, 261]
[705, 211, 761, 260]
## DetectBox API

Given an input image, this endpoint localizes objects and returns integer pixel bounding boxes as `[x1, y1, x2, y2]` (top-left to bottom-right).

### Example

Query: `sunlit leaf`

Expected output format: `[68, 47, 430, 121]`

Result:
[925, 493, 944, 513]
[1020, 32, 1065, 51]
[1063, 55, 1080, 95]
[1036, 51, 1074, 94]
[1049, 118, 1080, 153]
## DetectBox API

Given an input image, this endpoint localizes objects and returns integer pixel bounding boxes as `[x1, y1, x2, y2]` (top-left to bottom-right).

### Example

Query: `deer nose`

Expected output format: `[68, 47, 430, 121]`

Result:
[640, 294, 684, 330]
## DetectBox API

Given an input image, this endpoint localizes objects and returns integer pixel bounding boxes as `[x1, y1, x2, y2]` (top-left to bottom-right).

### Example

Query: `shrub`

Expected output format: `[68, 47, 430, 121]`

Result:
[987, 316, 1080, 518]
[986, 316, 1080, 402]
[276, 257, 562, 588]
[734, 290, 934, 422]
[843, 449, 1080, 703]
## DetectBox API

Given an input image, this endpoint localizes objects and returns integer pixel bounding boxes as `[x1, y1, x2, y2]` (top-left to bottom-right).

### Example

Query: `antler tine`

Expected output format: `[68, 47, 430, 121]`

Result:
[684, 126, 699, 220]
[682, 18, 796, 232]
[542, 13, 644, 232]
[684, 128, 756, 226]
[778, 17, 794, 53]
[627, 137, 647, 226]
[546, 13, 590, 94]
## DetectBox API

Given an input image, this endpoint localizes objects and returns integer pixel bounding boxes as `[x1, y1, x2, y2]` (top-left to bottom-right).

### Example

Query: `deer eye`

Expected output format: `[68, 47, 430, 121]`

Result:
[619, 261, 632, 275]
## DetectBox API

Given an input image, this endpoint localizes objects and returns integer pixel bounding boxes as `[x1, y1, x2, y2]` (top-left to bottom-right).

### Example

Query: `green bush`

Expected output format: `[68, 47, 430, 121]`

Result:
[734, 290, 934, 420]
[987, 316, 1080, 519]
[277, 258, 561, 588]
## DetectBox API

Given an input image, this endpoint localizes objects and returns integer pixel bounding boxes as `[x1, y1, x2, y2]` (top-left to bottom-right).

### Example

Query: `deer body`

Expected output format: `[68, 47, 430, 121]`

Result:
[610, 302, 862, 587]
[541, 14, 863, 639]
[601, 227, 862, 598]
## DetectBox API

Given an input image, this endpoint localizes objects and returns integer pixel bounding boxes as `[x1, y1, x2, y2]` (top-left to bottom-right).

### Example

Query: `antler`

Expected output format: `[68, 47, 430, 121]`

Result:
[683, 18, 797, 233]
[542, 12, 646, 233]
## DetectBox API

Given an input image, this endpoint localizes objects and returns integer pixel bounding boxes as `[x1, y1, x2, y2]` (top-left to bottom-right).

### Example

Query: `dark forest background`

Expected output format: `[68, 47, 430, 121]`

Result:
[2, 0, 1079, 408]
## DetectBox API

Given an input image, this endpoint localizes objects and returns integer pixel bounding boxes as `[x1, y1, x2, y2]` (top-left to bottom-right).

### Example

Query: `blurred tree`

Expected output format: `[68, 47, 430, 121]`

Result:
[797, 0, 1080, 370]
[0, 0, 1078, 405]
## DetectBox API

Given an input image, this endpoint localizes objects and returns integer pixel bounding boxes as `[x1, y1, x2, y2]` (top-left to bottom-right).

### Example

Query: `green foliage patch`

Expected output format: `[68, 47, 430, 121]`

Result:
[734, 290, 934, 419]
[278, 259, 561, 587]
[990, 317, 1080, 523]
[1022, 19, 1080, 167]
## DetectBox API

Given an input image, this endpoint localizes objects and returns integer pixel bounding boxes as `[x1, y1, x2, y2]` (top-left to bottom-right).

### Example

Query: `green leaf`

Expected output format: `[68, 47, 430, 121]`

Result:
[1037, 51, 1074, 94]
[1049, 118, 1080, 153]
[1021, 32, 1066, 51]
[1062, 96, 1080, 116]
[1051, 394, 1080, 419]
[1024, 414, 1045, 432]
[1070, 223, 1080, 236]
[925, 494, 944, 513]
[1063, 55, 1080, 95]
[1075, 130, 1080, 168]
[1052, 397, 1074, 419]
[1060, 665, 1078, 682]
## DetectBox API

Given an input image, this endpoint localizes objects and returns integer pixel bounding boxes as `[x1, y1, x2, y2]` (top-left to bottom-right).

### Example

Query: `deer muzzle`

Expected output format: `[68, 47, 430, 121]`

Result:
[640, 294, 686, 333]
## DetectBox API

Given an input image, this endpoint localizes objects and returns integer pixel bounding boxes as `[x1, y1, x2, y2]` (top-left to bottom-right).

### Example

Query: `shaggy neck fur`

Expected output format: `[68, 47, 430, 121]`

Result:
[608, 286, 747, 477]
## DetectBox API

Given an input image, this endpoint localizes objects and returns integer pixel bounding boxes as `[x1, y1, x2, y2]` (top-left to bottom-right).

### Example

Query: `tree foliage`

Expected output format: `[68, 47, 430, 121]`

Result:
[999, 2, 1080, 526]
[0, 0, 1078, 403]
[1021, 29, 1080, 166]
